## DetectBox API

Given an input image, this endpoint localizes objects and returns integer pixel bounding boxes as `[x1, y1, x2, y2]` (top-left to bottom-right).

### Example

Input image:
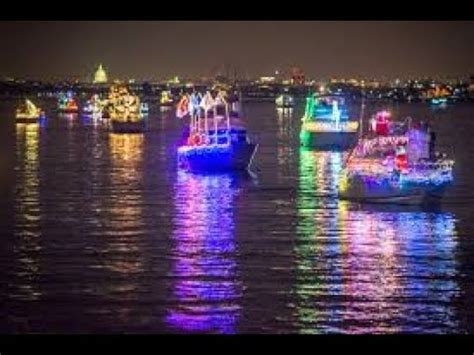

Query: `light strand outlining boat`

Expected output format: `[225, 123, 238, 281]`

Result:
[16, 99, 45, 123]
[338, 110, 454, 205]
[176, 91, 257, 172]
[107, 84, 145, 133]
[300, 93, 359, 150]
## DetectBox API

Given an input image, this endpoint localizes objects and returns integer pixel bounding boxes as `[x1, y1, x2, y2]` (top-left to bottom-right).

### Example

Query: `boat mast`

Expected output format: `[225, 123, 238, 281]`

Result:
[213, 103, 218, 145]
[359, 86, 365, 138]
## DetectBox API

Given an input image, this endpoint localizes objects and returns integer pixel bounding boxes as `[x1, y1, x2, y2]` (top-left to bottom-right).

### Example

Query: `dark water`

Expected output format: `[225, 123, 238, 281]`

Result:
[3, 99, 474, 333]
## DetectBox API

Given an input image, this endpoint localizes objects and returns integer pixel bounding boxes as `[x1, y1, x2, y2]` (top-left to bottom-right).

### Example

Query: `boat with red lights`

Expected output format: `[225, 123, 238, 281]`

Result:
[300, 93, 359, 150]
[176, 91, 257, 172]
[338, 111, 454, 205]
[58, 92, 79, 113]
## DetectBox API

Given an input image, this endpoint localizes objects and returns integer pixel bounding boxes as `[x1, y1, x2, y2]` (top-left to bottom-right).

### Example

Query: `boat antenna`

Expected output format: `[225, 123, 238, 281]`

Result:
[358, 86, 365, 138]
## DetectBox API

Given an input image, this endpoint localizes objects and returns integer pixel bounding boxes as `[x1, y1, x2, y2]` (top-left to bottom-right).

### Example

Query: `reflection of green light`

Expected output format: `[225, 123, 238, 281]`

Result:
[294, 148, 321, 334]
[294, 150, 346, 333]
[299, 129, 312, 146]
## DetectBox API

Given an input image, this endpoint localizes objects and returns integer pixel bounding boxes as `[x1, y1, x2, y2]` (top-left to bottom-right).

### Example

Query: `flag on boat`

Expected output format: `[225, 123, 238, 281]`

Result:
[176, 95, 190, 118]
[200, 91, 215, 111]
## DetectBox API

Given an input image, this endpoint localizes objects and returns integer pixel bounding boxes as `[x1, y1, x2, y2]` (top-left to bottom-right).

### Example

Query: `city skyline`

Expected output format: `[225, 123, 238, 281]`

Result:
[1, 21, 474, 80]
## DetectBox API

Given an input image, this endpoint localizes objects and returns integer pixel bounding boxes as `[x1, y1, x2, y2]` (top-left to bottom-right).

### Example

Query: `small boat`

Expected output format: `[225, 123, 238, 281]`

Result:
[300, 93, 359, 150]
[107, 84, 146, 133]
[58, 91, 79, 113]
[160, 90, 174, 106]
[275, 93, 294, 108]
[427, 86, 450, 106]
[140, 102, 149, 116]
[431, 97, 448, 106]
[176, 91, 257, 172]
[16, 99, 45, 123]
[338, 111, 454, 205]
[82, 94, 105, 117]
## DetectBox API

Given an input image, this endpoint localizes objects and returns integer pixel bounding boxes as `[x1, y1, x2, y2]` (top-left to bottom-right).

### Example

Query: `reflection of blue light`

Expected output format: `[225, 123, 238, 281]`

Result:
[38, 115, 47, 127]
[166, 172, 240, 333]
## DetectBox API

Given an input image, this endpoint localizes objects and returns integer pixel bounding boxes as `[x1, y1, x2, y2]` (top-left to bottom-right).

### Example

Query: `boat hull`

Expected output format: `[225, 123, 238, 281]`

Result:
[16, 116, 39, 124]
[178, 142, 257, 172]
[300, 130, 358, 150]
[339, 174, 448, 205]
[59, 109, 79, 114]
[110, 120, 145, 133]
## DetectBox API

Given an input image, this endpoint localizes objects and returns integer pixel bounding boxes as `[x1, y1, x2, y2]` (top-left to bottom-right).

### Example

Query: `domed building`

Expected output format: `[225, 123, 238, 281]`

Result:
[93, 64, 108, 84]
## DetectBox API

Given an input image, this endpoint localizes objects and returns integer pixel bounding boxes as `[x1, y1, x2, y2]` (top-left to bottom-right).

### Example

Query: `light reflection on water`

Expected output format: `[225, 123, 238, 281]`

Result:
[6, 101, 469, 333]
[13, 123, 42, 302]
[166, 172, 242, 333]
[97, 133, 146, 325]
[293, 150, 459, 333]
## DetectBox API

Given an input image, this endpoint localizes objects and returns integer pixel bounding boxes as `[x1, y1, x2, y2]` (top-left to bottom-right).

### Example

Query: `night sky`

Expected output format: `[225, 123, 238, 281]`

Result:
[1, 21, 474, 81]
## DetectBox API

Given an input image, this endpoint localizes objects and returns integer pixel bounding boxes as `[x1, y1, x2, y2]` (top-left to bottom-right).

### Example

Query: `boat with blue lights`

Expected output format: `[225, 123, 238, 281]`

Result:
[58, 92, 79, 113]
[300, 93, 359, 150]
[338, 111, 454, 205]
[176, 91, 257, 172]
[16, 99, 45, 123]
[107, 84, 145, 133]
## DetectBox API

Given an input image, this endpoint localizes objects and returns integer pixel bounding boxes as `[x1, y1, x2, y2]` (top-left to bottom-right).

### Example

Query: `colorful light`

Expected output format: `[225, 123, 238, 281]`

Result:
[166, 172, 241, 333]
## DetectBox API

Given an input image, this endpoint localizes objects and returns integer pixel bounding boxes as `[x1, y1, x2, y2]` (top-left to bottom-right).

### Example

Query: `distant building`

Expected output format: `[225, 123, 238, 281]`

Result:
[290, 67, 305, 85]
[467, 75, 474, 99]
[469, 75, 474, 91]
[258, 76, 276, 84]
[93, 64, 108, 84]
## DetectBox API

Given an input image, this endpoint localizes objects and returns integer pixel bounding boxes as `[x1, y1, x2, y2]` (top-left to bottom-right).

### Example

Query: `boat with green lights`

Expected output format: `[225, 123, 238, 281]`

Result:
[300, 93, 359, 150]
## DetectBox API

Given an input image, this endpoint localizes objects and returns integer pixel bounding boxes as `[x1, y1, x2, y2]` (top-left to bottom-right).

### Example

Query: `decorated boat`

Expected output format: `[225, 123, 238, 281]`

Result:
[107, 84, 145, 133]
[275, 93, 294, 108]
[16, 99, 45, 123]
[58, 91, 79, 113]
[160, 90, 174, 106]
[82, 94, 106, 117]
[426, 86, 450, 106]
[140, 102, 149, 116]
[338, 111, 454, 205]
[176, 91, 257, 172]
[300, 93, 359, 150]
